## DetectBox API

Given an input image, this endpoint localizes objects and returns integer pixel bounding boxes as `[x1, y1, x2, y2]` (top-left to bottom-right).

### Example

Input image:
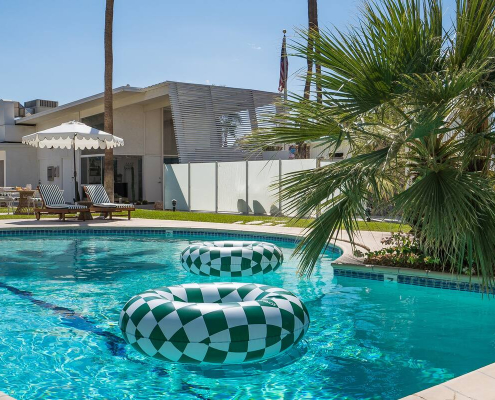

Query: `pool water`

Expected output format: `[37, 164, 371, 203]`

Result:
[0, 233, 494, 400]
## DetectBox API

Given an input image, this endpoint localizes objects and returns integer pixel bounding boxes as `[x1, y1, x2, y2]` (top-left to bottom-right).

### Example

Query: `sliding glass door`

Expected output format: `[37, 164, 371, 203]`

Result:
[80, 154, 142, 202]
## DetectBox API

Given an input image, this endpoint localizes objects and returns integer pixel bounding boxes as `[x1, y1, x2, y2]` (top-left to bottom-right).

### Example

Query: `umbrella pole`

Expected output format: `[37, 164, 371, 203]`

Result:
[73, 137, 80, 202]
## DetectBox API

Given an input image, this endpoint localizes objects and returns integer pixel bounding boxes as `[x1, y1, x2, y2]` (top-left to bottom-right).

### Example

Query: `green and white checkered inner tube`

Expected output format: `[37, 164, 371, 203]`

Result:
[119, 282, 310, 364]
[181, 241, 284, 276]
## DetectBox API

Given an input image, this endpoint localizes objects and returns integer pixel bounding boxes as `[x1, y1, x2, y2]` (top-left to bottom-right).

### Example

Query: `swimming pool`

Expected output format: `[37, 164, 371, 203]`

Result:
[0, 231, 494, 399]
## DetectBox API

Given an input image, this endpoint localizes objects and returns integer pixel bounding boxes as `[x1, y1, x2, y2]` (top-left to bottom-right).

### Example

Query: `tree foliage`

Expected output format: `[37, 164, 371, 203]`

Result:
[245, 0, 495, 290]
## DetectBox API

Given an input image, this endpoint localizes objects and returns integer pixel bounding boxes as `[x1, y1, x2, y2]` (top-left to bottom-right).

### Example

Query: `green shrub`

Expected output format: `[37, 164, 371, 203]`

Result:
[365, 233, 441, 270]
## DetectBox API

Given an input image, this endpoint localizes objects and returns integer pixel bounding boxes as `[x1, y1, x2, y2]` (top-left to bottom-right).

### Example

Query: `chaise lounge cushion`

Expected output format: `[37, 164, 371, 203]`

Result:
[38, 185, 87, 210]
[84, 185, 134, 208]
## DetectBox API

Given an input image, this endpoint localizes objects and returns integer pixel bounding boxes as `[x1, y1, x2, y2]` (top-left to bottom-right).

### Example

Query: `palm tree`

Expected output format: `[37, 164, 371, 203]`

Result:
[303, 0, 321, 103]
[297, 0, 320, 159]
[246, 0, 495, 290]
[104, 0, 115, 201]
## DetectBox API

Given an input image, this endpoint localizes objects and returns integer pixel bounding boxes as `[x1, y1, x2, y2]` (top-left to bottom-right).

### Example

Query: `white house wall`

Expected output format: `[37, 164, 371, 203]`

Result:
[143, 155, 163, 202]
[33, 117, 79, 202]
[142, 108, 164, 202]
[23, 102, 166, 202]
[39, 104, 163, 158]
[0, 144, 39, 188]
[112, 105, 145, 156]
[145, 108, 162, 156]
[37, 147, 77, 202]
[4, 125, 35, 143]
[36, 112, 80, 132]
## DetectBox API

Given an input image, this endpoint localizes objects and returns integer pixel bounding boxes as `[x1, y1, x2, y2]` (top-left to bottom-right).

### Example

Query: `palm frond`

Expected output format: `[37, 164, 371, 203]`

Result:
[395, 169, 495, 288]
[246, 0, 495, 289]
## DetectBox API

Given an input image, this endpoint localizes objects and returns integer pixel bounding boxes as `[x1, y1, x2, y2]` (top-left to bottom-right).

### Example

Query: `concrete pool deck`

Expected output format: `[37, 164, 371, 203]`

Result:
[0, 217, 493, 400]
[401, 363, 495, 400]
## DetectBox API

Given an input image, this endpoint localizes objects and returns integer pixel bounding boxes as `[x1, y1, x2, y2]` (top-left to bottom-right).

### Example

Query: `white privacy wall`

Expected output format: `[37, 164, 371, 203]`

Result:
[218, 161, 246, 213]
[280, 159, 317, 215]
[163, 159, 332, 214]
[190, 162, 216, 211]
[164, 164, 189, 211]
[247, 160, 280, 215]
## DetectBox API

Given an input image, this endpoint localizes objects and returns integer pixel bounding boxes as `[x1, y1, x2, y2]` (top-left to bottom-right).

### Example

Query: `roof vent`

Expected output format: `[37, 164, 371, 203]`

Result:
[23, 99, 58, 114]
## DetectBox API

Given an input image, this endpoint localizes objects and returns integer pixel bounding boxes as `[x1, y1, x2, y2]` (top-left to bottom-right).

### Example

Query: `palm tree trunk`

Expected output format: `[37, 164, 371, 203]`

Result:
[104, 0, 115, 201]
[312, 0, 322, 105]
[304, 0, 319, 101]
[298, 0, 319, 159]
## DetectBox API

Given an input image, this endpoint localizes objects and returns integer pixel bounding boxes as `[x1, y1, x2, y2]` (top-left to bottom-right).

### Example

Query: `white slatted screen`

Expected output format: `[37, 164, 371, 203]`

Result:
[168, 82, 280, 163]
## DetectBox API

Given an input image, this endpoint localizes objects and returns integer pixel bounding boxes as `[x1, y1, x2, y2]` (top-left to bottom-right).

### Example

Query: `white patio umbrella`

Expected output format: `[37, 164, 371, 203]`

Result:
[22, 120, 124, 202]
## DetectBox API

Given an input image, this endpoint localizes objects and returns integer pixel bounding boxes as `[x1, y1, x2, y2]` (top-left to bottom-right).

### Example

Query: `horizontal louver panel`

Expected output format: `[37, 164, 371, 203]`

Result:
[168, 82, 280, 163]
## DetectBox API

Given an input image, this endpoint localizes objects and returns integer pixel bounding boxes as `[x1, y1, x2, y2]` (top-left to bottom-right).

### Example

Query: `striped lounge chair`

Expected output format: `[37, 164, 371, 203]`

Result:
[36, 185, 88, 221]
[83, 185, 135, 220]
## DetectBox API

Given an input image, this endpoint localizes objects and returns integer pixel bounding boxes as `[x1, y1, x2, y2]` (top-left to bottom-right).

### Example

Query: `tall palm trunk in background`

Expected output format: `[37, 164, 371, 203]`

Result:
[303, 0, 320, 102]
[312, 1, 322, 105]
[297, 0, 320, 159]
[104, 0, 115, 201]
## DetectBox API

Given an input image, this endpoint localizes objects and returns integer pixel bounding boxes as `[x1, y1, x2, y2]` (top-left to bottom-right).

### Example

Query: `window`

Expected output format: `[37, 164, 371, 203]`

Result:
[81, 156, 104, 185]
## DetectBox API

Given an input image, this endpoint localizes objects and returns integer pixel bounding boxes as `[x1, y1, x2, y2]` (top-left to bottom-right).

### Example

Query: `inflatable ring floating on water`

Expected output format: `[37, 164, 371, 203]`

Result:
[119, 282, 310, 364]
[181, 241, 283, 276]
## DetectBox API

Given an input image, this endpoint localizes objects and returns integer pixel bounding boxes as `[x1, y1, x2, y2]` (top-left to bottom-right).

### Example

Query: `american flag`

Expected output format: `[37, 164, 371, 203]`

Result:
[278, 31, 288, 93]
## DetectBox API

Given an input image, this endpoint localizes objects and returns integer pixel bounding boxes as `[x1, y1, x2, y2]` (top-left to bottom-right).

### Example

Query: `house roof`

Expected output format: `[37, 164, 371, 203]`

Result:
[15, 85, 145, 125]
[15, 81, 278, 126]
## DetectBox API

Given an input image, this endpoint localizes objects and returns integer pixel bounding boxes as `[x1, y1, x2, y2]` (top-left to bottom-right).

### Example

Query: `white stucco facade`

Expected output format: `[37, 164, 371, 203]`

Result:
[0, 84, 171, 202]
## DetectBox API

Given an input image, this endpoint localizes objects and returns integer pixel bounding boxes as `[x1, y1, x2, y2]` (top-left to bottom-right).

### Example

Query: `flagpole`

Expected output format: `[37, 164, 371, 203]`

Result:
[283, 30, 288, 102]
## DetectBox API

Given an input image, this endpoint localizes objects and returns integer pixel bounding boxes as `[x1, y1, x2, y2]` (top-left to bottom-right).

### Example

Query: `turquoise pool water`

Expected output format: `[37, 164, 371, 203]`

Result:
[0, 233, 494, 400]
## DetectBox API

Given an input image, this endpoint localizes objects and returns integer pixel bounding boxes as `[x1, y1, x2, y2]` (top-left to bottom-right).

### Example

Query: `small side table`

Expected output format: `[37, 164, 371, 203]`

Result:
[77, 201, 93, 221]
[4, 189, 35, 215]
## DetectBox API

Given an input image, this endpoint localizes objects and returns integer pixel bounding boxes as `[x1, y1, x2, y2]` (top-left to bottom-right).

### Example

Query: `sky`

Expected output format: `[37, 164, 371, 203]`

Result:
[0, 0, 456, 105]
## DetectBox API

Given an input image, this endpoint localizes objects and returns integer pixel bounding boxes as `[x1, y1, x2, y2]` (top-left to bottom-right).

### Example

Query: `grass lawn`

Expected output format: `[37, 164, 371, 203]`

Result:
[0, 207, 407, 232]
[133, 210, 408, 232]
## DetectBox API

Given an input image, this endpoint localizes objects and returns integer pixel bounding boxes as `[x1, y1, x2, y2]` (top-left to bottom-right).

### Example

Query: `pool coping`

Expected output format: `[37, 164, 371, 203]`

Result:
[401, 362, 495, 400]
[0, 218, 493, 400]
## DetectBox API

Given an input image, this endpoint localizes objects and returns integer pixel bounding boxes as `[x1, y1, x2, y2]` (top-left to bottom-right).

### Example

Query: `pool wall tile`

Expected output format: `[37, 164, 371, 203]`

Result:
[332, 267, 492, 294]
[333, 268, 384, 281]
[1, 228, 491, 294]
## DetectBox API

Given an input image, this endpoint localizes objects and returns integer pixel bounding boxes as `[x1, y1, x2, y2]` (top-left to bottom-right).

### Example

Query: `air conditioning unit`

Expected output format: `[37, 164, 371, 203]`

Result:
[24, 99, 58, 114]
